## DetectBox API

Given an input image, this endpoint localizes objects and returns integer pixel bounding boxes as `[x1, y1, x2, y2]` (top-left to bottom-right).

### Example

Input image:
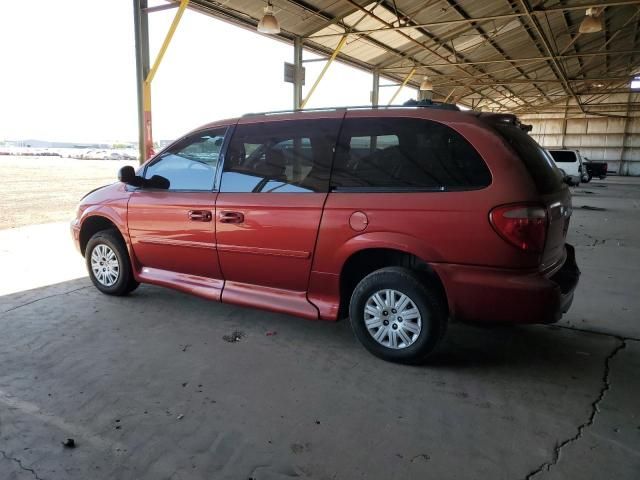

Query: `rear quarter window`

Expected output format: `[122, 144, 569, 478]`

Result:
[494, 125, 563, 194]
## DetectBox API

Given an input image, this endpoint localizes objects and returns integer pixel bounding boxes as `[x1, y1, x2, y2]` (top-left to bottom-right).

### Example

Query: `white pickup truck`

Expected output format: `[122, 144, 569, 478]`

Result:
[548, 149, 589, 185]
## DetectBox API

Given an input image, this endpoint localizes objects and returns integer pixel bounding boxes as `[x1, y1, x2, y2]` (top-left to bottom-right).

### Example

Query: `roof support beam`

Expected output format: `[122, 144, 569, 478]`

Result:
[293, 37, 303, 110]
[518, 0, 586, 114]
[302, 2, 371, 37]
[388, 67, 416, 105]
[143, 3, 179, 13]
[440, 0, 548, 106]
[300, 35, 347, 108]
[305, 1, 640, 38]
[374, 0, 536, 108]
[379, 49, 640, 68]
[335, 0, 519, 110]
[452, 19, 640, 90]
[280, 0, 446, 90]
[133, 0, 150, 164]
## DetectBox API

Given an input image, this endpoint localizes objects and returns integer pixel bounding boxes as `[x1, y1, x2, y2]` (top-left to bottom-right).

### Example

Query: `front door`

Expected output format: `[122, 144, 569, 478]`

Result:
[127, 127, 228, 300]
[215, 117, 341, 317]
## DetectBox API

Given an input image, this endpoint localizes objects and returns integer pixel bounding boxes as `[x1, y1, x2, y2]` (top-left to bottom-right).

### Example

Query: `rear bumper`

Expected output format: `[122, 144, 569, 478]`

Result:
[551, 244, 580, 317]
[434, 244, 580, 324]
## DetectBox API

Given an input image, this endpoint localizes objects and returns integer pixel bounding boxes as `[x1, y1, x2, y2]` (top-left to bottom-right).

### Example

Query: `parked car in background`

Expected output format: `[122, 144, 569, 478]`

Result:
[583, 157, 608, 181]
[548, 149, 588, 185]
[71, 105, 580, 363]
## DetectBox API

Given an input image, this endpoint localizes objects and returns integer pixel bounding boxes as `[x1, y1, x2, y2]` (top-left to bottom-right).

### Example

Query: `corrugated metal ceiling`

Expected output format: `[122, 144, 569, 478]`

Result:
[180, 0, 640, 114]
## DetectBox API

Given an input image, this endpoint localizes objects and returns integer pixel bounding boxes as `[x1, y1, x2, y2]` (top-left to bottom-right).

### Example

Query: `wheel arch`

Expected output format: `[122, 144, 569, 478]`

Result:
[79, 215, 126, 256]
[338, 247, 448, 319]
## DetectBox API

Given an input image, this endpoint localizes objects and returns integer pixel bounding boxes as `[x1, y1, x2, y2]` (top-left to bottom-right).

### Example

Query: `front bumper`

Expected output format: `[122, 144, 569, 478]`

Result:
[70, 219, 81, 253]
[434, 244, 581, 324]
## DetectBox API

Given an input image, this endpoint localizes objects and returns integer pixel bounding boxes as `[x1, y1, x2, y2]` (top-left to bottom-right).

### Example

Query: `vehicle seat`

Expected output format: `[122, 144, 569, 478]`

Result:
[299, 137, 333, 192]
[262, 148, 288, 182]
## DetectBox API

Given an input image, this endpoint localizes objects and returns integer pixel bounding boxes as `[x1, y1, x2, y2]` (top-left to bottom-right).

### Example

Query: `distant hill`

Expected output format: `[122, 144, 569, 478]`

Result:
[3, 139, 173, 148]
[7, 139, 111, 148]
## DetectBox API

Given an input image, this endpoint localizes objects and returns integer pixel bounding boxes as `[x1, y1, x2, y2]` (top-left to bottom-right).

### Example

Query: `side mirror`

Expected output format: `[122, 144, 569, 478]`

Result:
[118, 166, 137, 184]
[118, 165, 169, 189]
[146, 175, 170, 190]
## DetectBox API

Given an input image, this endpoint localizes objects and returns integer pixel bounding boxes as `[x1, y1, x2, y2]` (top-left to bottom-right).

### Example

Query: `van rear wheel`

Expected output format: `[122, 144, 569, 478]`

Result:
[349, 267, 446, 364]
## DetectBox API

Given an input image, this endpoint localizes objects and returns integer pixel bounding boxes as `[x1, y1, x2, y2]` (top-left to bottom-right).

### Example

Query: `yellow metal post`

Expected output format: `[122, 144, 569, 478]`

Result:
[146, 0, 190, 85]
[388, 67, 416, 105]
[300, 35, 348, 109]
[141, 0, 189, 160]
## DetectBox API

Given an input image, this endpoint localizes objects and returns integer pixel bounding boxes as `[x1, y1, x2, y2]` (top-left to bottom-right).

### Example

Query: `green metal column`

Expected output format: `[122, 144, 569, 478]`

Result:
[293, 37, 303, 110]
[133, 0, 150, 164]
[372, 69, 380, 107]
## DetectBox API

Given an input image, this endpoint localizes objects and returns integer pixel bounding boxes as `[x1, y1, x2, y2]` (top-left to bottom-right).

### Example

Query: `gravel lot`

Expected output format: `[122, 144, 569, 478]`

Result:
[0, 156, 136, 229]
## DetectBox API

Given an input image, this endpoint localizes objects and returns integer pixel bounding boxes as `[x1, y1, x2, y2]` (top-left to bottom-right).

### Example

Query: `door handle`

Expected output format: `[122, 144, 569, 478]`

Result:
[188, 210, 212, 222]
[219, 211, 244, 224]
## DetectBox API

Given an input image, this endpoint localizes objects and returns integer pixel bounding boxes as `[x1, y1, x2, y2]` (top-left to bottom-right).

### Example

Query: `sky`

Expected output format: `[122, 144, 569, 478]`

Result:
[0, 0, 417, 143]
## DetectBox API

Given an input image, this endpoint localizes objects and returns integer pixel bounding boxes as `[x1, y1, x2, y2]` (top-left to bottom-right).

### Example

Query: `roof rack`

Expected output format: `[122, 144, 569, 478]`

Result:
[476, 112, 532, 132]
[401, 99, 460, 110]
[241, 101, 461, 117]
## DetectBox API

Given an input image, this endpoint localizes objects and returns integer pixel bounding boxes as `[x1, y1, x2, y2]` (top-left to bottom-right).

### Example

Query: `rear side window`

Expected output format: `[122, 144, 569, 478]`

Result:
[331, 118, 491, 191]
[548, 150, 577, 163]
[221, 119, 340, 193]
[494, 125, 563, 194]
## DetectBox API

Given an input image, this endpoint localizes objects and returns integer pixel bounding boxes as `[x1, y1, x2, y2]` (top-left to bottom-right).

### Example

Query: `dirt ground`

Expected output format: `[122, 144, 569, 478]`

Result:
[0, 156, 136, 229]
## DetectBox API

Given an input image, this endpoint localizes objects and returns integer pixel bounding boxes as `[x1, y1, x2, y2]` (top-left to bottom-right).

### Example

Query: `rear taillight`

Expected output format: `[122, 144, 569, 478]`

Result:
[489, 204, 548, 253]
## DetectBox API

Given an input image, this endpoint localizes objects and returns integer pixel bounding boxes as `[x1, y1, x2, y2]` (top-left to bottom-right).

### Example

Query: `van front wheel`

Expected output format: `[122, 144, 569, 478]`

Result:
[86, 230, 139, 296]
[349, 267, 446, 364]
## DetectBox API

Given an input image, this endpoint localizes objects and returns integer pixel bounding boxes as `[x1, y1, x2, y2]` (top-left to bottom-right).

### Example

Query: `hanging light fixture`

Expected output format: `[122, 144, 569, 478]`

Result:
[579, 8, 603, 34]
[257, 2, 280, 35]
[420, 76, 433, 91]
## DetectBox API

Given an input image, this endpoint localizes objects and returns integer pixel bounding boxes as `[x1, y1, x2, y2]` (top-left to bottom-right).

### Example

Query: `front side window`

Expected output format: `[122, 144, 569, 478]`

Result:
[144, 128, 227, 191]
[220, 119, 340, 193]
[331, 118, 491, 191]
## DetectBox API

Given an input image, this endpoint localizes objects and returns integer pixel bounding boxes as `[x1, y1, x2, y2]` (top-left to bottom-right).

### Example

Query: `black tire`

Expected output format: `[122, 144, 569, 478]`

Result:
[585, 173, 592, 183]
[85, 229, 139, 296]
[349, 267, 447, 364]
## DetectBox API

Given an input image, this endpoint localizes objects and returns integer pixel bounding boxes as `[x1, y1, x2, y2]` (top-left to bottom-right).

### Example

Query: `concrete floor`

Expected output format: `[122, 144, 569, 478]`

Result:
[1, 179, 639, 480]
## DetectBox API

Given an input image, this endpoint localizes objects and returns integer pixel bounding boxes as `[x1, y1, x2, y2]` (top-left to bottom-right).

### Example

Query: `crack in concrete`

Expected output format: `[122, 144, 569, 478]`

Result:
[0, 449, 45, 480]
[524, 338, 627, 480]
[554, 324, 640, 343]
[0, 285, 92, 315]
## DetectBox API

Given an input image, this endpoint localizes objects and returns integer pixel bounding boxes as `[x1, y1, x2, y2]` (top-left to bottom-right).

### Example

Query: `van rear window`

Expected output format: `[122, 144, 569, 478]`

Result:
[331, 117, 491, 191]
[548, 150, 577, 163]
[494, 125, 562, 194]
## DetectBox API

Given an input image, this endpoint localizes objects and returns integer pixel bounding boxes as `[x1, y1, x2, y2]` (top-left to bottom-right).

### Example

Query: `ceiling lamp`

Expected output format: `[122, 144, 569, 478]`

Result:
[257, 2, 280, 35]
[579, 8, 603, 34]
[420, 76, 433, 91]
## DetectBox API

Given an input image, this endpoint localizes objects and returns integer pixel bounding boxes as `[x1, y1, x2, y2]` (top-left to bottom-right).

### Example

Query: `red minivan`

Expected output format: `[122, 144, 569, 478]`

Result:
[71, 104, 579, 363]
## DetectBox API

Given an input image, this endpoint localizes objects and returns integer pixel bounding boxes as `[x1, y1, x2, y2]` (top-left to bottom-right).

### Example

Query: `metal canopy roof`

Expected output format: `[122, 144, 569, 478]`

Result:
[169, 0, 640, 114]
